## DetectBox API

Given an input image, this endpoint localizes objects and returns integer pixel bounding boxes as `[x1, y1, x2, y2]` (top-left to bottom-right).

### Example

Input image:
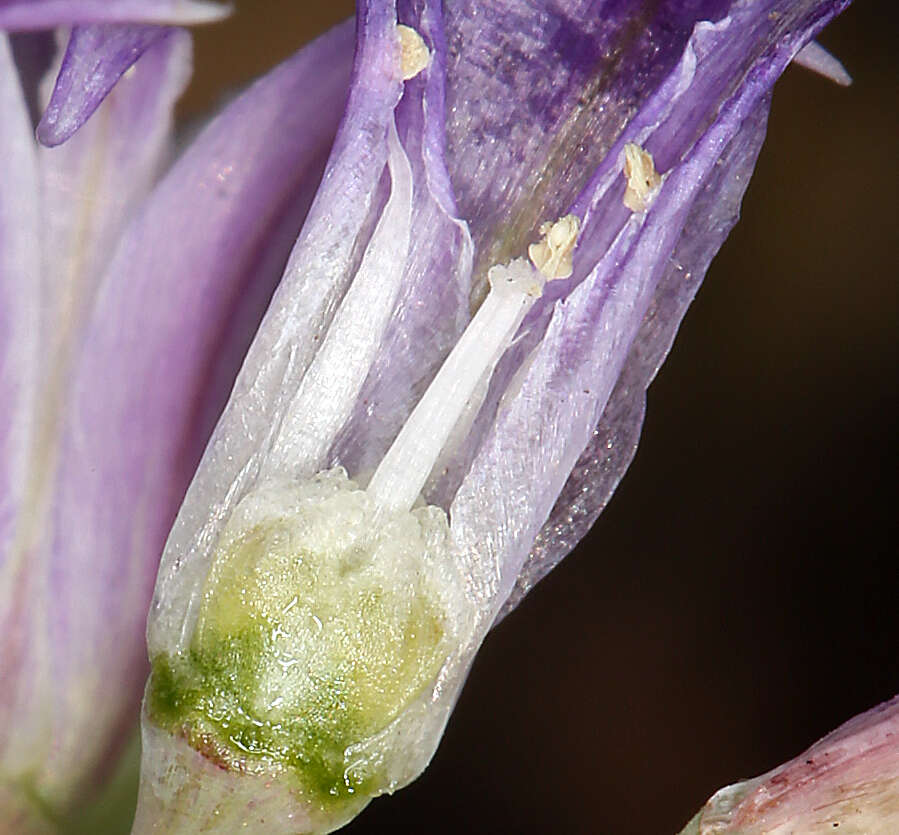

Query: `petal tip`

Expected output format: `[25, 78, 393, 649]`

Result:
[793, 40, 852, 87]
[35, 112, 70, 148]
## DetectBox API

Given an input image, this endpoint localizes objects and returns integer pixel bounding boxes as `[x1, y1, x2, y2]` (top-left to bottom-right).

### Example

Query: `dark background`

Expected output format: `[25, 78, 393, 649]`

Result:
[184, 3, 897, 833]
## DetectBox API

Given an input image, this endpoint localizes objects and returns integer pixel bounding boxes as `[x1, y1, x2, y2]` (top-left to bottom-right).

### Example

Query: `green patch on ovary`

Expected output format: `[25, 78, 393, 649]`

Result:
[148, 495, 449, 810]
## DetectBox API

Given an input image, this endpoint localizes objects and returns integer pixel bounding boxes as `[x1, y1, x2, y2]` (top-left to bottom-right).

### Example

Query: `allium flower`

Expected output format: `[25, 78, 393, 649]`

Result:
[0, 12, 353, 831]
[128, 1, 866, 833]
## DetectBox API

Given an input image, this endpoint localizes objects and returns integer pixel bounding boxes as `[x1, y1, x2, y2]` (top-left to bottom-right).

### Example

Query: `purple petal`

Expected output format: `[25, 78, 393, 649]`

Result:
[42, 20, 352, 807]
[37, 24, 173, 147]
[449, 0, 852, 610]
[512, 0, 854, 608]
[444, 0, 732, 290]
[0, 0, 226, 29]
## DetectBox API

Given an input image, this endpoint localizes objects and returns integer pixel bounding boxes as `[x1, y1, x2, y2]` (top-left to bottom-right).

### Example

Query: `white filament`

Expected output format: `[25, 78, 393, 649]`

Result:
[367, 259, 546, 512]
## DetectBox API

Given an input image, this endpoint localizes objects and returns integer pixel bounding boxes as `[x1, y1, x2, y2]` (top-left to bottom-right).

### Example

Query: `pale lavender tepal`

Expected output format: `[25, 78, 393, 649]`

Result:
[120, 1, 860, 833]
[0, 5, 355, 830]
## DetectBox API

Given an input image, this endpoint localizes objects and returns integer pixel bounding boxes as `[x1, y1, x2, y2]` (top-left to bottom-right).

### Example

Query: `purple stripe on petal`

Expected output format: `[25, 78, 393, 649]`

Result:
[37, 23, 172, 146]
[0, 0, 227, 30]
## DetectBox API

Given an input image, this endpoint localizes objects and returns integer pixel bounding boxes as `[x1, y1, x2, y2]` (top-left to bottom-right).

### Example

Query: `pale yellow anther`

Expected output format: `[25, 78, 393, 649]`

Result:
[527, 214, 581, 279]
[622, 143, 662, 212]
[398, 25, 430, 80]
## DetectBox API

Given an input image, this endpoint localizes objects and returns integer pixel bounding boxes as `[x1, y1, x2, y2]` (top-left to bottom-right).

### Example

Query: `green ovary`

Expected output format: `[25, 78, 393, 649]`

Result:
[148, 496, 448, 810]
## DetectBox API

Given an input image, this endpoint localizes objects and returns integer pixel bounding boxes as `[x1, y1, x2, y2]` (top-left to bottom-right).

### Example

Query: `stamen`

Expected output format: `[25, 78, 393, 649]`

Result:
[793, 41, 852, 87]
[367, 217, 580, 512]
[398, 25, 430, 80]
[528, 214, 581, 279]
[622, 143, 662, 212]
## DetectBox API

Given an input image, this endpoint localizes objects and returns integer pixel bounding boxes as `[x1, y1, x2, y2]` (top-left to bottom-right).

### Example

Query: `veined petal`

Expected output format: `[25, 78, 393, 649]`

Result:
[457, 96, 772, 612]
[501, 96, 769, 614]
[0, 0, 227, 30]
[37, 23, 174, 147]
